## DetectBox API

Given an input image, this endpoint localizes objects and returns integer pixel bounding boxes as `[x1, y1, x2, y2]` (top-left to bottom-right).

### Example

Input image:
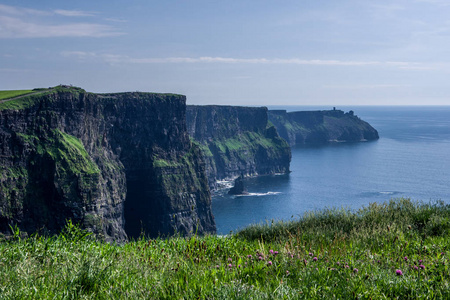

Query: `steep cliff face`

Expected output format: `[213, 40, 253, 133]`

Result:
[268, 109, 379, 146]
[186, 105, 291, 189]
[0, 86, 215, 241]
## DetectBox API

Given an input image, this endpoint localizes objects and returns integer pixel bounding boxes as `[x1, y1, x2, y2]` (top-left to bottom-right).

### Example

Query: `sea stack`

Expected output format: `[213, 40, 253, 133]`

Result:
[228, 175, 248, 195]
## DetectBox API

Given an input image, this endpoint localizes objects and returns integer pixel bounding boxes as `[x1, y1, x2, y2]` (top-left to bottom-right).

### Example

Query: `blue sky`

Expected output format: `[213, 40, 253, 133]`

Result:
[1, 0, 450, 105]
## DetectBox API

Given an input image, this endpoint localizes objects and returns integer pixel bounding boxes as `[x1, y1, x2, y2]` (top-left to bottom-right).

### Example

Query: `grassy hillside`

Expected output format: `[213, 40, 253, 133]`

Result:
[0, 88, 53, 110]
[0, 90, 34, 100]
[1, 198, 449, 299]
[0, 87, 77, 110]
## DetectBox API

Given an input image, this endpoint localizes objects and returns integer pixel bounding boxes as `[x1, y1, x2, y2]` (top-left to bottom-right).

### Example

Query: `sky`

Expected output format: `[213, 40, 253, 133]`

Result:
[1, 0, 450, 106]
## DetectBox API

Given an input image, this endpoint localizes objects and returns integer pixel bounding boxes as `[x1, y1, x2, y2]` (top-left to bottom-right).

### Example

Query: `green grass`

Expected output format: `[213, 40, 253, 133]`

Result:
[0, 90, 34, 100]
[34, 130, 100, 175]
[212, 130, 286, 154]
[0, 86, 83, 110]
[153, 158, 181, 168]
[194, 141, 214, 157]
[0, 91, 50, 110]
[1, 198, 450, 299]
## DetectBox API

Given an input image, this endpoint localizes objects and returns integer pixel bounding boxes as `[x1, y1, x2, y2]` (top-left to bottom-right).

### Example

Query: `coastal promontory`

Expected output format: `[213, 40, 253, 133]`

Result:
[186, 105, 291, 189]
[268, 109, 379, 146]
[0, 86, 215, 241]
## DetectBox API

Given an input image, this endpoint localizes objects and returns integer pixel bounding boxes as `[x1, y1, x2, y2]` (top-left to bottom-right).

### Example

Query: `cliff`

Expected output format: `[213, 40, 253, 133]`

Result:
[268, 109, 379, 146]
[0, 86, 215, 241]
[186, 105, 291, 189]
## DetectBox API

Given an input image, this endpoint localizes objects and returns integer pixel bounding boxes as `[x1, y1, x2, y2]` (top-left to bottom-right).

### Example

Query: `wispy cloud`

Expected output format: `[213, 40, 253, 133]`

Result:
[54, 9, 96, 17]
[0, 16, 122, 38]
[104, 18, 127, 23]
[414, 0, 450, 6]
[61, 51, 428, 69]
[0, 4, 122, 38]
[324, 84, 412, 90]
[0, 4, 96, 17]
[0, 4, 48, 16]
[61, 51, 97, 58]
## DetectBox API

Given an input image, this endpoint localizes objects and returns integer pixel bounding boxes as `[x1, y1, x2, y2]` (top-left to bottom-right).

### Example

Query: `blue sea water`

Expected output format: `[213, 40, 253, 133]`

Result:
[212, 106, 450, 234]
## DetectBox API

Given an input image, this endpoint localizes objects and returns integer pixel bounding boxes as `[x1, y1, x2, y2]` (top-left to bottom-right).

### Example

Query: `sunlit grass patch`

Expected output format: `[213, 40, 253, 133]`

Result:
[0, 90, 34, 100]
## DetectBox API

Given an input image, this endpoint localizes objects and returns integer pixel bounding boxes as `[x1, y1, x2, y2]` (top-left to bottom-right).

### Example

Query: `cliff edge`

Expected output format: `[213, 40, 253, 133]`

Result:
[268, 109, 379, 146]
[0, 86, 215, 241]
[186, 105, 291, 189]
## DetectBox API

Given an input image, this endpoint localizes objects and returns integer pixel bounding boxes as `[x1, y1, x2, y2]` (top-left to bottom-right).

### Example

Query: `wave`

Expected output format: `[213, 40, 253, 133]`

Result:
[216, 180, 234, 189]
[235, 192, 281, 197]
[358, 191, 402, 198]
[379, 191, 400, 195]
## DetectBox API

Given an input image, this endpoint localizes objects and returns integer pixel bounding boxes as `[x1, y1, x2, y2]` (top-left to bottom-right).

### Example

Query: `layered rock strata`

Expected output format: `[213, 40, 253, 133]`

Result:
[186, 105, 291, 190]
[268, 109, 379, 146]
[0, 86, 215, 241]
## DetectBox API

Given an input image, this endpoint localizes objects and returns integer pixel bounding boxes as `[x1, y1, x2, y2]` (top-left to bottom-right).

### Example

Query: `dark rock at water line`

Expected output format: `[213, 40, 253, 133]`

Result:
[228, 175, 248, 195]
[186, 105, 291, 191]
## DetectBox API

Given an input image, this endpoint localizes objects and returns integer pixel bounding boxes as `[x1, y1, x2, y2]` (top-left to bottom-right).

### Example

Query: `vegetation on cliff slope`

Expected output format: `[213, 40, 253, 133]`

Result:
[268, 109, 379, 146]
[211, 129, 288, 161]
[1, 198, 449, 299]
[194, 124, 290, 188]
[0, 86, 83, 110]
[0, 129, 100, 223]
[186, 105, 291, 189]
[0, 90, 34, 101]
[1, 85, 215, 240]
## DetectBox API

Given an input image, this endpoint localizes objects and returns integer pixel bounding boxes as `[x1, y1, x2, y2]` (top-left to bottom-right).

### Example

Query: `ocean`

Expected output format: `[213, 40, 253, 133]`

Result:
[211, 106, 450, 234]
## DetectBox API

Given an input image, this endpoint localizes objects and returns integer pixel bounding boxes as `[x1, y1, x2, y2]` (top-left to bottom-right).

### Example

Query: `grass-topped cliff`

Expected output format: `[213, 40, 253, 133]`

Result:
[0, 85, 215, 241]
[268, 109, 379, 146]
[1, 198, 449, 299]
[0, 89, 35, 101]
[186, 105, 291, 189]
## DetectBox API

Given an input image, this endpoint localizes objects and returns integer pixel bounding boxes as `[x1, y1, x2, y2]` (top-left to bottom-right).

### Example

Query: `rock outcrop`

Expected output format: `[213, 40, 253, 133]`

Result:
[186, 105, 291, 190]
[228, 175, 248, 195]
[268, 109, 379, 146]
[0, 86, 215, 241]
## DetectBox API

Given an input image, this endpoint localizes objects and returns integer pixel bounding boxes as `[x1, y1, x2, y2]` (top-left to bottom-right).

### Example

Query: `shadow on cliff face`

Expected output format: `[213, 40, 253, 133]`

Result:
[123, 178, 145, 239]
[0, 87, 216, 241]
[124, 170, 163, 239]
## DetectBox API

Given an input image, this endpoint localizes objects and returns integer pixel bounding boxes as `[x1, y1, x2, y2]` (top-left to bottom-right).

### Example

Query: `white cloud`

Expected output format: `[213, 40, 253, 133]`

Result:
[61, 52, 428, 69]
[61, 51, 97, 58]
[0, 16, 122, 38]
[0, 4, 122, 38]
[54, 9, 96, 17]
[0, 4, 96, 17]
[104, 18, 127, 23]
[0, 4, 48, 16]
[324, 84, 412, 90]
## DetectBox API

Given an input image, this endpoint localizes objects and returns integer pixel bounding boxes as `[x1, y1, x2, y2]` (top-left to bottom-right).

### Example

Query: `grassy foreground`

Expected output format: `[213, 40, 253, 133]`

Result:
[1, 198, 450, 299]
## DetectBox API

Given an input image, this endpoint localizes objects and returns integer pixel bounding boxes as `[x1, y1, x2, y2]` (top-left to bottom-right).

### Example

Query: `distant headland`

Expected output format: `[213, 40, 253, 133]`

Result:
[0, 85, 379, 241]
